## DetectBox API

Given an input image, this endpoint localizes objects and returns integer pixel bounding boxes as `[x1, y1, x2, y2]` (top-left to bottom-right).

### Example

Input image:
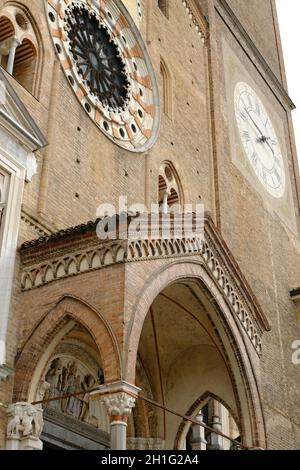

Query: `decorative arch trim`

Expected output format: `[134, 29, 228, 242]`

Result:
[20, 214, 270, 357]
[158, 160, 184, 208]
[160, 57, 173, 118]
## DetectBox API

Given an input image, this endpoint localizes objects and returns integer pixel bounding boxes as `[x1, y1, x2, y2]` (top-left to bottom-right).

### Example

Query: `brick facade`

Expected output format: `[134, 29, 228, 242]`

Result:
[0, 0, 299, 450]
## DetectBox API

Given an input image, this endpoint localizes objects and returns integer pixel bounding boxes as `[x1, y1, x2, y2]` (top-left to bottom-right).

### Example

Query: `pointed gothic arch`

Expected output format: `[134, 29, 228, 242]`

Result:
[13, 296, 122, 403]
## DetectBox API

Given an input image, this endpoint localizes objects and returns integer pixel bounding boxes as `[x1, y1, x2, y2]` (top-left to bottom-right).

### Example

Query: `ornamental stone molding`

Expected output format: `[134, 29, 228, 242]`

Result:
[20, 214, 270, 357]
[6, 402, 44, 450]
[101, 392, 136, 420]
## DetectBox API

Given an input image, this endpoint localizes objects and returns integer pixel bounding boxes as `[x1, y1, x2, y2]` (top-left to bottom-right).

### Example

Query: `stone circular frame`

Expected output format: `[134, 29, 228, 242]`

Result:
[46, 0, 160, 152]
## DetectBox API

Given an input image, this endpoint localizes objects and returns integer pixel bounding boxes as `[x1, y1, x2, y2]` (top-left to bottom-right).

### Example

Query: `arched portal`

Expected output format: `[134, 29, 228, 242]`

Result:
[124, 261, 267, 450]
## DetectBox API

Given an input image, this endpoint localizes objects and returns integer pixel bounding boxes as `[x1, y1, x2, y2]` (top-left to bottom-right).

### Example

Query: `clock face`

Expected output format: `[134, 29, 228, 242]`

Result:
[234, 82, 285, 198]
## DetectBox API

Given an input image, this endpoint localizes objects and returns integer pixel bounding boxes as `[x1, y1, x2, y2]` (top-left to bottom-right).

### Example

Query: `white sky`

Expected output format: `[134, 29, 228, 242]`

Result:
[276, 0, 300, 167]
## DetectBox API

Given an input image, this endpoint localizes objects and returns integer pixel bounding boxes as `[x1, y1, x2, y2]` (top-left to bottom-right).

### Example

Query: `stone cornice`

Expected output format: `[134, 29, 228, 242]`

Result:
[20, 213, 270, 357]
[215, 0, 295, 111]
[21, 207, 54, 238]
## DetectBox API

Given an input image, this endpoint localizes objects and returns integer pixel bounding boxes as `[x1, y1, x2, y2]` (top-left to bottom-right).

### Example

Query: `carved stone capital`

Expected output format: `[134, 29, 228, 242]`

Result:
[91, 381, 140, 423]
[101, 392, 136, 422]
[0, 36, 21, 55]
[6, 402, 44, 441]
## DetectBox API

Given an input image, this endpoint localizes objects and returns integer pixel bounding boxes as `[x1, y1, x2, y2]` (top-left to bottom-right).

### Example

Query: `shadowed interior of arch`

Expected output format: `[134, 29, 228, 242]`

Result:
[130, 280, 251, 450]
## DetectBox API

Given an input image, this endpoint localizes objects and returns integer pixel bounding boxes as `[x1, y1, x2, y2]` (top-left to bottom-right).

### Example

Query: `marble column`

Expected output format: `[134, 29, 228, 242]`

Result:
[190, 412, 207, 450]
[6, 38, 21, 75]
[6, 402, 44, 450]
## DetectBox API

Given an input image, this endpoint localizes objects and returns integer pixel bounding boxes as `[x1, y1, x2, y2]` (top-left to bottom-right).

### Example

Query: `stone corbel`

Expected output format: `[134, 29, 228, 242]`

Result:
[6, 402, 44, 450]
[25, 152, 38, 182]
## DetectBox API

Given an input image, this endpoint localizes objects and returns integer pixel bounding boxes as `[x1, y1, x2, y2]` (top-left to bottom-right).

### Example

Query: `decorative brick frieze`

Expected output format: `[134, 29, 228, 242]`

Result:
[20, 214, 269, 356]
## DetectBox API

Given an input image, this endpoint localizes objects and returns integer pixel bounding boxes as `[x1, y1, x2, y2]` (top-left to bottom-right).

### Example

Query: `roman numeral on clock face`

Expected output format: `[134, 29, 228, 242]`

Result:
[274, 155, 281, 166]
[251, 152, 258, 165]
[274, 168, 281, 182]
[239, 110, 247, 122]
[255, 99, 260, 115]
[242, 130, 251, 142]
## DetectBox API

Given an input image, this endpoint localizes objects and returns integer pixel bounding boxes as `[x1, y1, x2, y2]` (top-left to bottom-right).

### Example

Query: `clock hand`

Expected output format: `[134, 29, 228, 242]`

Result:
[244, 108, 265, 137]
[243, 108, 274, 155]
[265, 138, 275, 155]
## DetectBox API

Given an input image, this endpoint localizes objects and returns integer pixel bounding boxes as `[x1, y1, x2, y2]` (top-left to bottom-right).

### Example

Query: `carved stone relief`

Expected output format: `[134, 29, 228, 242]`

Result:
[42, 356, 105, 429]
[7, 402, 43, 440]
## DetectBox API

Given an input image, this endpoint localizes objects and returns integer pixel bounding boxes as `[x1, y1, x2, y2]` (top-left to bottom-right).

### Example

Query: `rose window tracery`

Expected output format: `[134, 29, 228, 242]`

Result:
[46, 0, 160, 152]
[66, 5, 131, 111]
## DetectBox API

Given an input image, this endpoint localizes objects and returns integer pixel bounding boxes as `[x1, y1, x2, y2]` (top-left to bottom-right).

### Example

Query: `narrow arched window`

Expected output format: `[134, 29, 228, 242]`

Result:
[158, 162, 183, 213]
[14, 39, 37, 92]
[158, 0, 169, 18]
[160, 58, 173, 118]
[0, 8, 41, 95]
